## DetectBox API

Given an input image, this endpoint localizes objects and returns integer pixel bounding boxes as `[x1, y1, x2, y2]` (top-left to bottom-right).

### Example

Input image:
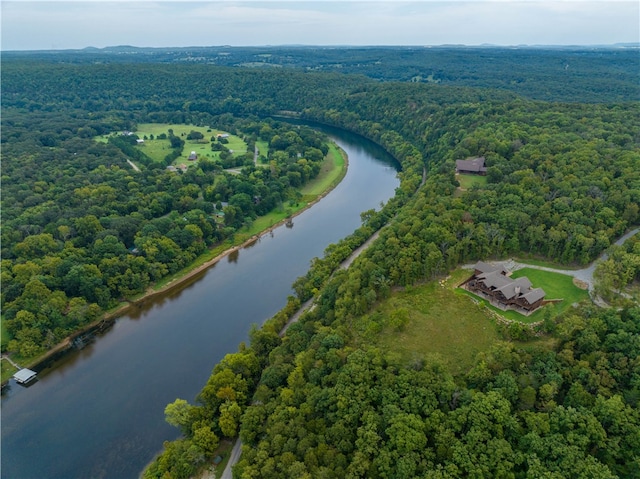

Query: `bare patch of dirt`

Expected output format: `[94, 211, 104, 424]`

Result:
[573, 278, 589, 290]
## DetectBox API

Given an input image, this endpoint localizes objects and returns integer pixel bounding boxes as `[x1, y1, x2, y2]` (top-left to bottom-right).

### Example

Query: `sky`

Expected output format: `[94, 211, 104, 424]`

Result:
[2, 1, 638, 51]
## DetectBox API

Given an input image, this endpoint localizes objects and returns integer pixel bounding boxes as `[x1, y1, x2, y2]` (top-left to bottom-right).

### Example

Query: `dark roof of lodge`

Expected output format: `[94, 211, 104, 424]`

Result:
[456, 156, 487, 172]
[496, 276, 533, 300]
[474, 260, 508, 275]
[478, 270, 512, 289]
[472, 261, 546, 304]
[522, 288, 546, 304]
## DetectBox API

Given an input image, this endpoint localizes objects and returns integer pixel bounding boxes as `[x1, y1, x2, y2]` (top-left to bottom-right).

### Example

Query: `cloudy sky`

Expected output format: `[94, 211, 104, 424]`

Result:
[2, 1, 638, 51]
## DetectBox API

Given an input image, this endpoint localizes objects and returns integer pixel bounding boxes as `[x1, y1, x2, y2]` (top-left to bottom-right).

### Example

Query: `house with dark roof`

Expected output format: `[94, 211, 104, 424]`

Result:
[462, 261, 546, 314]
[188, 151, 197, 161]
[456, 156, 487, 175]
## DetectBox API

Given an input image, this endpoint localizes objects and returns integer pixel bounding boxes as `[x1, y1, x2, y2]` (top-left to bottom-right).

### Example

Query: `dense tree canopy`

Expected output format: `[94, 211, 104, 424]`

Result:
[232, 305, 640, 478]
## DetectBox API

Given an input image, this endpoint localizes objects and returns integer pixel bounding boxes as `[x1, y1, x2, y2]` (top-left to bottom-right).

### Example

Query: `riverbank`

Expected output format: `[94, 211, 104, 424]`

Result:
[1, 145, 348, 385]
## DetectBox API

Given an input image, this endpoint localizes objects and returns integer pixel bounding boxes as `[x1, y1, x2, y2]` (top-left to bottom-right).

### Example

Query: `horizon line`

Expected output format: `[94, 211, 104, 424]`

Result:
[4, 42, 639, 53]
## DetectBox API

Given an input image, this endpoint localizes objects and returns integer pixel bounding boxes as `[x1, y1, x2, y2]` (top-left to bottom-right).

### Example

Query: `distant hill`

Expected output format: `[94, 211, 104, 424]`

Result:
[2, 45, 638, 102]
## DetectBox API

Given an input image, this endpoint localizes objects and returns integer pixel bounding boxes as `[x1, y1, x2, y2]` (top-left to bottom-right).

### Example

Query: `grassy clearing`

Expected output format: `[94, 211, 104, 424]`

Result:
[300, 143, 346, 198]
[1, 359, 19, 383]
[97, 123, 247, 165]
[256, 140, 269, 161]
[134, 123, 247, 166]
[457, 173, 487, 189]
[363, 270, 503, 376]
[1, 318, 11, 351]
[511, 267, 590, 309]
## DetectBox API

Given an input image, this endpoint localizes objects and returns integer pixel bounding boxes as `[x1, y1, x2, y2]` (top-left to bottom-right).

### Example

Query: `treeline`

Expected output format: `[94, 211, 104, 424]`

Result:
[4, 46, 638, 102]
[1, 109, 332, 357]
[1, 61, 366, 119]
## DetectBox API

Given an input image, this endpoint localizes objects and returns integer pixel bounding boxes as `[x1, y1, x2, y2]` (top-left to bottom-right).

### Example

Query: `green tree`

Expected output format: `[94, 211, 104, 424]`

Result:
[164, 398, 198, 436]
[218, 400, 242, 437]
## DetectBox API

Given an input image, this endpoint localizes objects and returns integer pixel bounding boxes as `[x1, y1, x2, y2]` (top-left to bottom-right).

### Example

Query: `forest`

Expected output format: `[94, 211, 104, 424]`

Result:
[1, 49, 639, 478]
[4, 45, 638, 102]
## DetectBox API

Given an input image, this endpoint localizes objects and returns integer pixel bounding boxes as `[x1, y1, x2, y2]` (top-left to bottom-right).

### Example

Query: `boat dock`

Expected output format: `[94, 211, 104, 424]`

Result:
[13, 368, 37, 385]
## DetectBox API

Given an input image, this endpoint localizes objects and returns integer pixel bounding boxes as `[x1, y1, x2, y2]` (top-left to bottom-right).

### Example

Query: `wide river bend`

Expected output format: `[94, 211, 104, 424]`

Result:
[1, 128, 399, 479]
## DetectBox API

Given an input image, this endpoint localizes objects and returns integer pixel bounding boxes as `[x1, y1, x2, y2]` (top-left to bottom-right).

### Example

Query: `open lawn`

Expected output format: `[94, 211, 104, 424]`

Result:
[511, 267, 590, 310]
[134, 123, 247, 166]
[361, 270, 504, 376]
[457, 173, 487, 189]
[1, 359, 18, 384]
[1, 318, 11, 351]
[300, 143, 346, 198]
[97, 123, 248, 166]
[256, 140, 269, 162]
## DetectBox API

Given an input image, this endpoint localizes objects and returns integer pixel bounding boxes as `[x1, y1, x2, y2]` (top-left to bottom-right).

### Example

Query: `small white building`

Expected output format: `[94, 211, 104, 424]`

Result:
[14, 368, 37, 384]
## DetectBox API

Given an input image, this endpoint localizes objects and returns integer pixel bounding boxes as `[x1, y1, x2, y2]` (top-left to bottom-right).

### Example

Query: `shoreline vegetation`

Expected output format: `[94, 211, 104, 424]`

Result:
[0, 142, 348, 385]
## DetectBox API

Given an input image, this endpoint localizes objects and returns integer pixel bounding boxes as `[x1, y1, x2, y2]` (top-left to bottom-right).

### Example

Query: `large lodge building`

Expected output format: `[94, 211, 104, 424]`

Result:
[462, 261, 546, 315]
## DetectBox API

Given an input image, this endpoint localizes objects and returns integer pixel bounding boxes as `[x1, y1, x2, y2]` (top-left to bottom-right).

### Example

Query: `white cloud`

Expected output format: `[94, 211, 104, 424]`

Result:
[1, 1, 638, 50]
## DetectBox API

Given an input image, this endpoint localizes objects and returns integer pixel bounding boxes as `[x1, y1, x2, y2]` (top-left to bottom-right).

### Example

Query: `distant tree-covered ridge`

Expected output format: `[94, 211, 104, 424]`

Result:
[4, 45, 638, 102]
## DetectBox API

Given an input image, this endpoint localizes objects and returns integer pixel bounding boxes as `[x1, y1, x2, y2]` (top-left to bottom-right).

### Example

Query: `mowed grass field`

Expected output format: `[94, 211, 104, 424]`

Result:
[134, 123, 247, 165]
[362, 270, 503, 376]
[510, 267, 590, 313]
[300, 143, 346, 198]
[457, 173, 487, 189]
[255, 140, 269, 161]
[1, 318, 12, 353]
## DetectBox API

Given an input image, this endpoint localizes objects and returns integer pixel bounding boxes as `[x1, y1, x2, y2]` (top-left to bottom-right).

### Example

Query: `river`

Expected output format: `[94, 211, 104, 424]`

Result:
[1, 128, 400, 479]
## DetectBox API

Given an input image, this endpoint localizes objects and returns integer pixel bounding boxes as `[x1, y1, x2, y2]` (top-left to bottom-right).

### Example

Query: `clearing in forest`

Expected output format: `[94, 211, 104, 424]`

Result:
[358, 270, 502, 376]
[456, 173, 488, 190]
[134, 123, 247, 164]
